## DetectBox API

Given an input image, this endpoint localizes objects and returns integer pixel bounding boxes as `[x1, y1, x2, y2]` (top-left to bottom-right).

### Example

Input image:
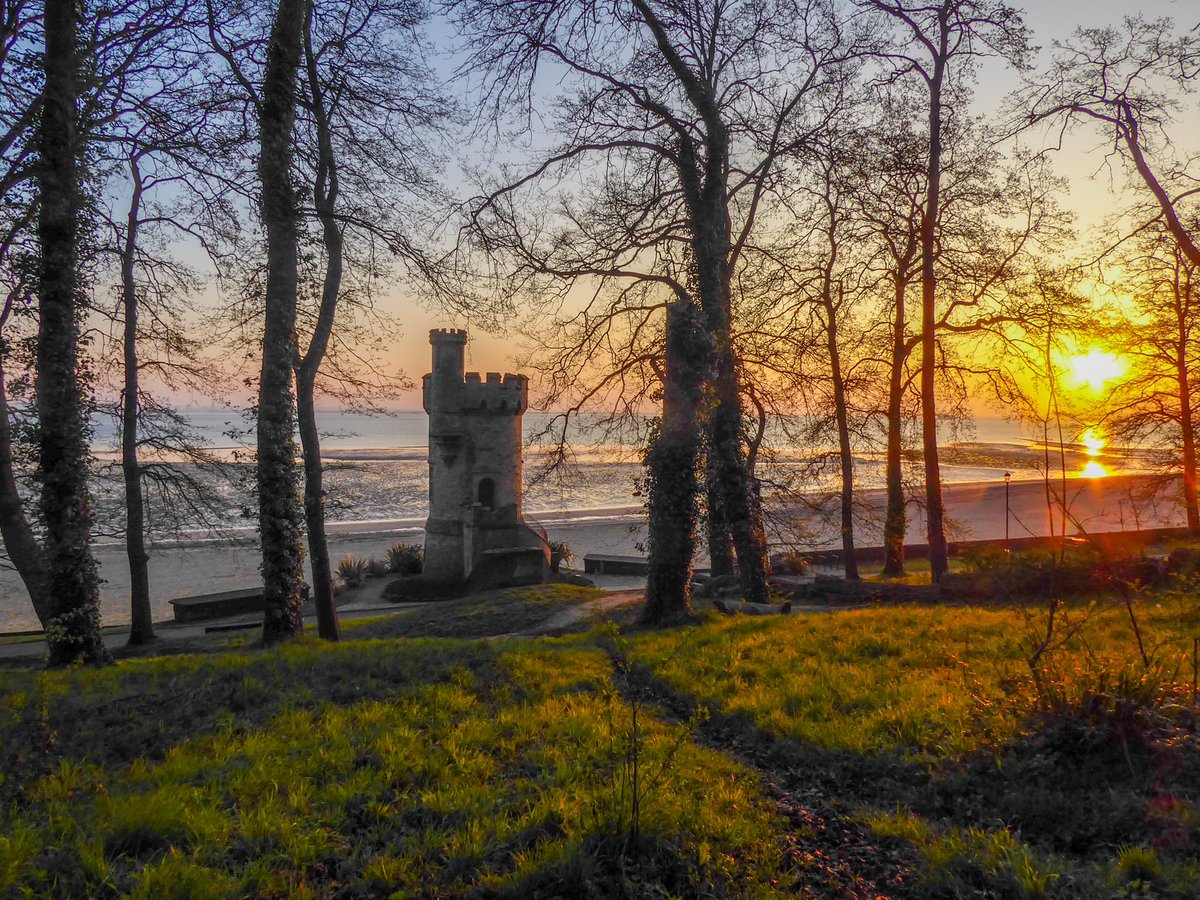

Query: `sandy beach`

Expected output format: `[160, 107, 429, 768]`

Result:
[0, 472, 1187, 633]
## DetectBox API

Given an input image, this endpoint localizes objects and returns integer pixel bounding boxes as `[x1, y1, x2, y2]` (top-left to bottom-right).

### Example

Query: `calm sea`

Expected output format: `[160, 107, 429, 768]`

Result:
[77, 409, 1153, 538]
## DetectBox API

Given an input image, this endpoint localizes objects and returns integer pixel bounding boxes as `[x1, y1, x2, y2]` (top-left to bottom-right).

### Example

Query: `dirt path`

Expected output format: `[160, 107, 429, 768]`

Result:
[0, 585, 639, 663]
[525, 589, 645, 633]
[606, 650, 923, 898]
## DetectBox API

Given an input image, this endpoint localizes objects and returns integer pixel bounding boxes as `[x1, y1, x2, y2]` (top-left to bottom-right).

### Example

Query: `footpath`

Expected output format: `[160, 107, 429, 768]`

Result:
[0, 573, 654, 664]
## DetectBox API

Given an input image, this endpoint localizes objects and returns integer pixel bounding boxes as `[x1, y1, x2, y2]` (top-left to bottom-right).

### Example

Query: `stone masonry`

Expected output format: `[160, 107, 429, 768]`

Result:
[421, 329, 549, 586]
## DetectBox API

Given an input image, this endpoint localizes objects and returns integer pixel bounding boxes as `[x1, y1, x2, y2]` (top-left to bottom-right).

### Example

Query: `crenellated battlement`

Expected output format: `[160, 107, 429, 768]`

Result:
[461, 372, 528, 413]
[430, 328, 467, 343]
[424, 370, 528, 413]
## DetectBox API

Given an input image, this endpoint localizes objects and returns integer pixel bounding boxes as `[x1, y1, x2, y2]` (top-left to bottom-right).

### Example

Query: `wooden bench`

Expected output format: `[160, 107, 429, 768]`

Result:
[169, 587, 265, 623]
[583, 554, 649, 576]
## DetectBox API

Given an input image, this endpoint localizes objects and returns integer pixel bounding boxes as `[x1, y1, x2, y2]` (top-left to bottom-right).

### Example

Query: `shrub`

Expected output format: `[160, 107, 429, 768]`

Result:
[1017, 662, 1200, 773]
[337, 555, 369, 588]
[365, 557, 389, 579]
[772, 550, 809, 576]
[548, 541, 573, 573]
[386, 542, 424, 576]
[1116, 845, 1161, 883]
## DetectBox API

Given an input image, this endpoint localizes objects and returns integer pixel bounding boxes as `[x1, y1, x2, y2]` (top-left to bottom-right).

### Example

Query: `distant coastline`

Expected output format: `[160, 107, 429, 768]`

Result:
[1, 472, 1187, 634]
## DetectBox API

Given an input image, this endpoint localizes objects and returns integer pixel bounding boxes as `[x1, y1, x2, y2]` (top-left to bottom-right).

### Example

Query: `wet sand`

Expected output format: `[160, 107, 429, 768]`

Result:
[0, 473, 1187, 632]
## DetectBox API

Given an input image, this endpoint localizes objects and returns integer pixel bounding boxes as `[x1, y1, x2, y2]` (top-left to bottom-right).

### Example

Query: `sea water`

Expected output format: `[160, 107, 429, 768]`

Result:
[0, 409, 1164, 633]
[77, 409, 1158, 539]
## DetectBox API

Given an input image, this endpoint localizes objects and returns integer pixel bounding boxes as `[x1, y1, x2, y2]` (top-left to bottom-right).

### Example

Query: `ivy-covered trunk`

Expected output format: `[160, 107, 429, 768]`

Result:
[256, 0, 308, 644]
[642, 297, 707, 625]
[36, 0, 108, 665]
[705, 472, 735, 578]
[687, 162, 769, 604]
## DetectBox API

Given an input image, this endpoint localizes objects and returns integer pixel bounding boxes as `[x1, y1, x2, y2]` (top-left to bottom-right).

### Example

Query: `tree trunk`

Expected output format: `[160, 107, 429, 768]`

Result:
[708, 363, 770, 602]
[121, 160, 154, 645]
[294, 6, 342, 641]
[296, 374, 337, 639]
[256, 0, 308, 644]
[1176, 312, 1199, 529]
[36, 0, 108, 665]
[883, 273, 908, 576]
[920, 50, 948, 582]
[642, 297, 707, 626]
[0, 354, 49, 624]
[689, 182, 769, 602]
[705, 468, 735, 578]
[824, 301, 858, 580]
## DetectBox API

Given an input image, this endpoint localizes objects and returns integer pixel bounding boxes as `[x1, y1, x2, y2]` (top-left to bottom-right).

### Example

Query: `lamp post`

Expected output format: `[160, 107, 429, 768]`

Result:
[1004, 471, 1012, 546]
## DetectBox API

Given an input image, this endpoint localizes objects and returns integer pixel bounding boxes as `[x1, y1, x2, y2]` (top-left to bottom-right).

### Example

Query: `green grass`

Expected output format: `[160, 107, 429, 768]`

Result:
[2, 581, 1198, 897]
[628, 590, 1200, 895]
[344, 583, 607, 639]
[0, 631, 785, 898]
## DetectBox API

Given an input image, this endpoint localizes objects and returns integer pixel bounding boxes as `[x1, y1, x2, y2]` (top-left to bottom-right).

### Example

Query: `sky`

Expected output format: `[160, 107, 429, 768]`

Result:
[305, 0, 1200, 411]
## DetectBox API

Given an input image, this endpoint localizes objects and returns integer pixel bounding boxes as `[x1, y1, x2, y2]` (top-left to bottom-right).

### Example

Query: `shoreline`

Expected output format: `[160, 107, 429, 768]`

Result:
[81, 471, 1128, 550]
[1, 472, 1186, 634]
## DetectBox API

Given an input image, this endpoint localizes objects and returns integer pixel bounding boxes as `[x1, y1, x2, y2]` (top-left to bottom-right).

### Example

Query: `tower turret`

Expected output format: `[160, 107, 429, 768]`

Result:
[421, 330, 546, 586]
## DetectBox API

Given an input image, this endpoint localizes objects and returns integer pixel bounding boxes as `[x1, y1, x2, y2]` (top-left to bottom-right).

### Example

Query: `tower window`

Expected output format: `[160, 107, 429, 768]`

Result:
[478, 477, 495, 509]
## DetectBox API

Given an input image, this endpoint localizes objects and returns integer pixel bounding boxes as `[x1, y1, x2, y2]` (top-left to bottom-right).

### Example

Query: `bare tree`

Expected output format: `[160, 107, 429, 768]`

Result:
[293, 0, 445, 641]
[1025, 16, 1200, 270]
[761, 129, 883, 579]
[449, 0, 859, 613]
[1105, 226, 1200, 528]
[850, 94, 924, 575]
[862, 0, 1029, 581]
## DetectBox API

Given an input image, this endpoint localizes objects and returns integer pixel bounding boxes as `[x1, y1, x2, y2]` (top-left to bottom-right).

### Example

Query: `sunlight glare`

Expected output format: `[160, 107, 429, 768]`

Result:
[1081, 461, 1108, 478]
[1068, 350, 1125, 392]
[1080, 428, 1104, 457]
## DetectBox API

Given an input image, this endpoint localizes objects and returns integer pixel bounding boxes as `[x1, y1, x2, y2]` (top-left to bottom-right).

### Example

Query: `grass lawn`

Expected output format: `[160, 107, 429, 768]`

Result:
[0, 629, 782, 897]
[1, 582, 1198, 897]
[344, 583, 608, 640]
[631, 589, 1200, 896]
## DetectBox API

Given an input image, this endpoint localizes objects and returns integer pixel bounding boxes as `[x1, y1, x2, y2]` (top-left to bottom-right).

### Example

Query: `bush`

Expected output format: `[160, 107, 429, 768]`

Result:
[548, 541, 573, 573]
[337, 555, 369, 588]
[771, 550, 809, 576]
[387, 542, 424, 576]
[1017, 662, 1200, 771]
[365, 557, 389, 579]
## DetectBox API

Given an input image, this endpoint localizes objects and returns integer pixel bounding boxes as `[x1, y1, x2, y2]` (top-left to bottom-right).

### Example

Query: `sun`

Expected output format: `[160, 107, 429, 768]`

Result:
[1067, 349, 1125, 392]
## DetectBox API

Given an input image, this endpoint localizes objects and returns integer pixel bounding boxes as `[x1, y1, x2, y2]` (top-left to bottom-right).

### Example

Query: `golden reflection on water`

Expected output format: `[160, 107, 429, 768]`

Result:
[1082, 460, 1109, 478]
[1080, 428, 1104, 457]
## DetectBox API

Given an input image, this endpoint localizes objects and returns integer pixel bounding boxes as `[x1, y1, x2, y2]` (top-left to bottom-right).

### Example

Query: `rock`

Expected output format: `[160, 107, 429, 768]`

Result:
[713, 599, 792, 616]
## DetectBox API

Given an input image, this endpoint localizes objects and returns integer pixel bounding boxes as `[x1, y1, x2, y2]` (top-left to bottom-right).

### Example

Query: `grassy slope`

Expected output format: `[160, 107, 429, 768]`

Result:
[0, 632, 782, 898]
[2, 583, 1199, 897]
[631, 593, 1200, 895]
[343, 584, 607, 639]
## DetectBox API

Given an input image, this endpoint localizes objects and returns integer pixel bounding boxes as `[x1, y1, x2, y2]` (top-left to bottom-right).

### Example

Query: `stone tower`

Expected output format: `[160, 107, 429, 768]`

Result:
[422, 329, 548, 586]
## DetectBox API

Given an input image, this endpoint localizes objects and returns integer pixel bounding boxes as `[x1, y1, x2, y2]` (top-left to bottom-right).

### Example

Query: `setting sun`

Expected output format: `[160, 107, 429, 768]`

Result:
[1081, 461, 1109, 478]
[1068, 349, 1126, 392]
